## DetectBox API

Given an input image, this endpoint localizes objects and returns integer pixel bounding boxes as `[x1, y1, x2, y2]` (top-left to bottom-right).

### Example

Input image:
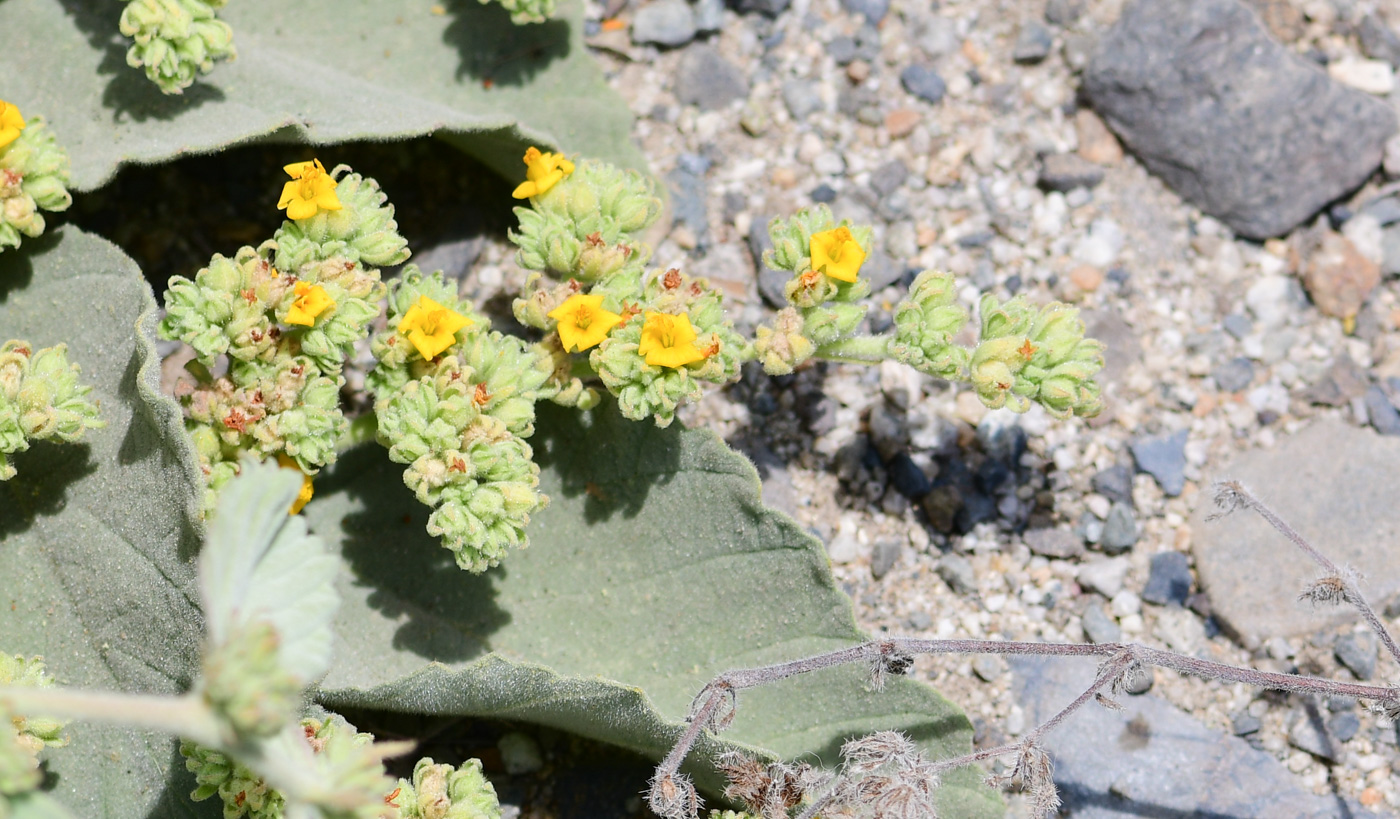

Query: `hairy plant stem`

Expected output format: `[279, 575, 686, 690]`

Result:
[0, 687, 223, 747]
[812, 334, 891, 364]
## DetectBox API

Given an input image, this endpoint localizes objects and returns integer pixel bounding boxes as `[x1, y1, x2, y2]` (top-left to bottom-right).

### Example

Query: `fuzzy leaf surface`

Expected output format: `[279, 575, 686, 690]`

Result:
[0, 227, 212, 815]
[310, 402, 1000, 814]
[0, 0, 641, 191]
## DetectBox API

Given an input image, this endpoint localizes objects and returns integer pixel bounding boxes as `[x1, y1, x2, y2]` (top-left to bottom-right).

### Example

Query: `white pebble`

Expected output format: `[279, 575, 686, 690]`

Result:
[1111, 589, 1141, 617]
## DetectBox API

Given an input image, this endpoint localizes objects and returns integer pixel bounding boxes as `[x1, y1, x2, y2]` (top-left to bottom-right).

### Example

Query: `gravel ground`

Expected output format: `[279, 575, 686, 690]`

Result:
[469, 0, 1400, 813]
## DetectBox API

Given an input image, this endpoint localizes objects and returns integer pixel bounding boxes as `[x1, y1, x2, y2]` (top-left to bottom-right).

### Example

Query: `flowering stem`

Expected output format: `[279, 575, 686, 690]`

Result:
[0, 686, 223, 747]
[812, 334, 892, 364]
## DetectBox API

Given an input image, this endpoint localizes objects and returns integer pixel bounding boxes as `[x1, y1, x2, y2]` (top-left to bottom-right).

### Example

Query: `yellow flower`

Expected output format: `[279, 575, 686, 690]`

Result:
[548, 293, 623, 352]
[276, 454, 314, 515]
[285, 281, 335, 327]
[809, 226, 866, 283]
[397, 295, 472, 360]
[0, 100, 24, 150]
[511, 147, 575, 199]
[637, 311, 709, 368]
[277, 159, 343, 220]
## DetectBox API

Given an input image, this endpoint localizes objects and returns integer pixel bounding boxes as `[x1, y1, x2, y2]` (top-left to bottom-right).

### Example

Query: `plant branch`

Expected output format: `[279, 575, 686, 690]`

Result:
[0, 686, 223, 748]
[812, 334, 892, 364]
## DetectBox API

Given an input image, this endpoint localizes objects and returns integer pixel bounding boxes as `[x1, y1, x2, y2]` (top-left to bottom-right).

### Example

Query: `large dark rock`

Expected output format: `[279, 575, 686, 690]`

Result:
[1083, 0, 1397, 240]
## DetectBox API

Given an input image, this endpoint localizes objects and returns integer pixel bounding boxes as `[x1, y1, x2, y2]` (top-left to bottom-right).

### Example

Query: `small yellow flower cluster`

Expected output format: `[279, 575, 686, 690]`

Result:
[548, 294, 711, 369]
[277, 159, 343, 220]
[285, 281, 334, 327]
[548, 294, 621, 353]
[810, 226, 866, 283]
[0, 100, 24, 150]
[512, 147, 574, 199]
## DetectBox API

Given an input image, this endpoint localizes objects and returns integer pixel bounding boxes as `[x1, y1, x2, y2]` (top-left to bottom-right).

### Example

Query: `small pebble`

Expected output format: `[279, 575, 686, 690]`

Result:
[885, 108, 921, 138]
[1329, 58, 1396, 95]
[870, 159, 909, 196]
[1141, 552, 1192, 607]
[1091, 465, 1134, 505]
[1212, 356, 1255, 392]
[1024, 527, 1084, 559]
[907, 610, 933, 630]
[871, 537, 902, 579]
[1131, 429, 1189, 497]
[1099, 502, 1139, 553]
[1330, 711, 1362, 744]
[972, 654, 1006, 682]
[887, 452, 931, 498]
[1365, 386, 1400, 436]
[1335, 631, 1379, 680]
[630, 0, 697, 47]
[841, 0, 888, 24]
[1068, 264, 1103, 292]
[1081, 601, 1122, 644]
[1012, 20, 1053, 64]
[1078, 556, 1130, 598]
[1290, 712, 1340, 762]
[1231, 710, 1263, 736]
[901, 64, 947, 104]
[781, 79, 822, 120]
[937, 553, 977, 595]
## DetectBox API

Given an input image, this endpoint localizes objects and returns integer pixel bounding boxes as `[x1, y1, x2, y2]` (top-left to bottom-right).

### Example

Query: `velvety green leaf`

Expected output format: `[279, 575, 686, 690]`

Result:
[309, 402, 1001, 814]
[0, 226, 212, 817]
[0, 0, 642, 191]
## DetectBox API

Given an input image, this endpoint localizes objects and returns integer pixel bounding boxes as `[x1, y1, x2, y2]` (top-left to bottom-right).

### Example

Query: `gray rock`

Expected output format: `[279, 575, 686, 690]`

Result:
[674, 45, 748, 110]
[1142, 552, 1192, 606]
[1364, 196, 1400, 226]
[1025, 527, 1085, 559]
[907, 610, 932, 630]
[1044, 0, 1083, 26]
[1081, 602, 1122, 644]
[1212, 356, 1255, 392]
[1222, 313, 1253, 339]
[693, 0, 724, 31]
[1383, 223, 1400, 276]
[1082, 0, 1398, 240]
[1100, 502, 1139, 554]
[1038, 153, 1104, 192]
[734, 0, 788, 15]
[868, 400, 909, 461]
[781, 79, 822, 120]
[871, 537, 902, 579]
[900, 64, 947, 104]
[1365, 385, 1400, 436]
[1335, 631, 1378, 680]
[1330, 710, 1362, 743]
[1192, 420, 1400, 641]
[1078, 556, 1130, 598]
[937, 553, 977, 595]
[972, 654, 1006, 682]
[1359, 14, 1400, 68]
[862, 250, 903, 292]
[1289, 709, 1340, 762]
[1092, 464, 1135, 505]
[412, 236, 485, 281]
[1302, 356, 1369, 407]
[631, 0, 697, 47]
[869, 159, 909, 197]
[1131, 429, 1188, 497]
[1011, 655, 1361, 817]
[1013, 20, 1054, 64]
[827, 35, 857, 65]
[1231, 710, 1262, 736]
[749, 216, 786, 309]
[665, 167, 707, 245]
[841, 0, 888, 24]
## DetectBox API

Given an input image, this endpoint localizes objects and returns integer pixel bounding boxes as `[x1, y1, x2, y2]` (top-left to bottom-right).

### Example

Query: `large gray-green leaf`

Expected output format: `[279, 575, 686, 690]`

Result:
[0, 226, 211, 817]
[309, 403, 1001, 814]
[0, 0, 641, 191]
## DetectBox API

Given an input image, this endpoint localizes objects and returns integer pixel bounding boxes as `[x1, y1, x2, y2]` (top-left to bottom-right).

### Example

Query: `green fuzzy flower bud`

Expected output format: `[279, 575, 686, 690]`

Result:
[887, 270, 971, 380]
[273, 168, 410, 270]
[512, 274, 581, 331]
[368, 267, 484, 396]
[968, 294, 1104, 417]
[0, 654, 68, 761]
[160, 247, 286, 365]
[534, 159, 662, 237]
[199, 621, 301, 742]
[483, 0, 557, 25]
[0, 115, 72, 253]
[274, 256, 386, 376]
[533, 335, 600, 410]
[453, 332, 555, 437]
[0, 340, 104, 480]
[181, 740, 285, 819]
[393, 757, 501, 819]
[119, 0, 236, 95]
[752, 307, 815, 376]
[799, 302, 866, 347]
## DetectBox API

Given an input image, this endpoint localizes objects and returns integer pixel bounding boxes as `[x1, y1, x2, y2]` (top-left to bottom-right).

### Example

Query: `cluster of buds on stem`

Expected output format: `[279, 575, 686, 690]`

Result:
[118, 0, 236, 94]
[0, 100, 71, 254]
[160, 161, 406, 513]
[0, 340, 104, 481]
[0, 654, 67, 803]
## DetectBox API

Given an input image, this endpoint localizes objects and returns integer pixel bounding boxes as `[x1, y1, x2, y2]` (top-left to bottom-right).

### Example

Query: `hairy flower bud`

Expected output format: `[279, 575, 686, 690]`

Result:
[0, 340, 104, 481]
[887, 270, 971, 380]
[0, 110, 71, 253]
[392, 757, 502, 819]
[119, 0, 236, 94]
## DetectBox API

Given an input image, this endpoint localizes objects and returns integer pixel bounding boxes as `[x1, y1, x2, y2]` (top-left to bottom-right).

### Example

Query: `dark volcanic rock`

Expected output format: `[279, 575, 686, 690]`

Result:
[1082, 0, 1397, 240]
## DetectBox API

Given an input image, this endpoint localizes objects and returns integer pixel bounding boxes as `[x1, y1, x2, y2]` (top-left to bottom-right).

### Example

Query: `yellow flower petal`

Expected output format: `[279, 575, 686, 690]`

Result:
[397, 295, 472, 359]
[810, 226, 866, 283]
[276, 454, 315, 515]
[0, 100, 24, 150]
[637, 311, 708, 368]
[511, 147, 575, 199]
[285, 282, 335, 326]
[548, 293, 623, 352]
[277, 158, 343, 219]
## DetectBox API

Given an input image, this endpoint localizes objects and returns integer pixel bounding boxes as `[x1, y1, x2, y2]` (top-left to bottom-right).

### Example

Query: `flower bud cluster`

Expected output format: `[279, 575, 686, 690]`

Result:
[590, 269, 746, 427]
[887, 270, 970, 380]
[199, 621, 301, 742]
[0, 654, 68, 799]
[181, 714, 393, 819]
[391, 757, 502, 819]
[752, 207, 872, 375]
[969, 293, 1104, 418]
[510, 159, 660, 286]
[0, 340, 104, 481]
[486, 0, 558, 25]
[119, 0, 236, 94]
[0, 104, 72, 254]
[160, 166, 400, 511]
[370, 270, 553, 573]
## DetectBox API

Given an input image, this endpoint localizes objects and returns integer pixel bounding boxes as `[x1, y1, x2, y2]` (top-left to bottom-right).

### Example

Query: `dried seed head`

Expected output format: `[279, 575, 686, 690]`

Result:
[988, 745, 1059, 818]
[1299, 574, 1349, 608]
[868, 643, 914, 691]
[841, 731, 919, 775]
[647, 771, 700, 819]
[1366, 689, 1400, 722]
[1206, 480, 1251, 520]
